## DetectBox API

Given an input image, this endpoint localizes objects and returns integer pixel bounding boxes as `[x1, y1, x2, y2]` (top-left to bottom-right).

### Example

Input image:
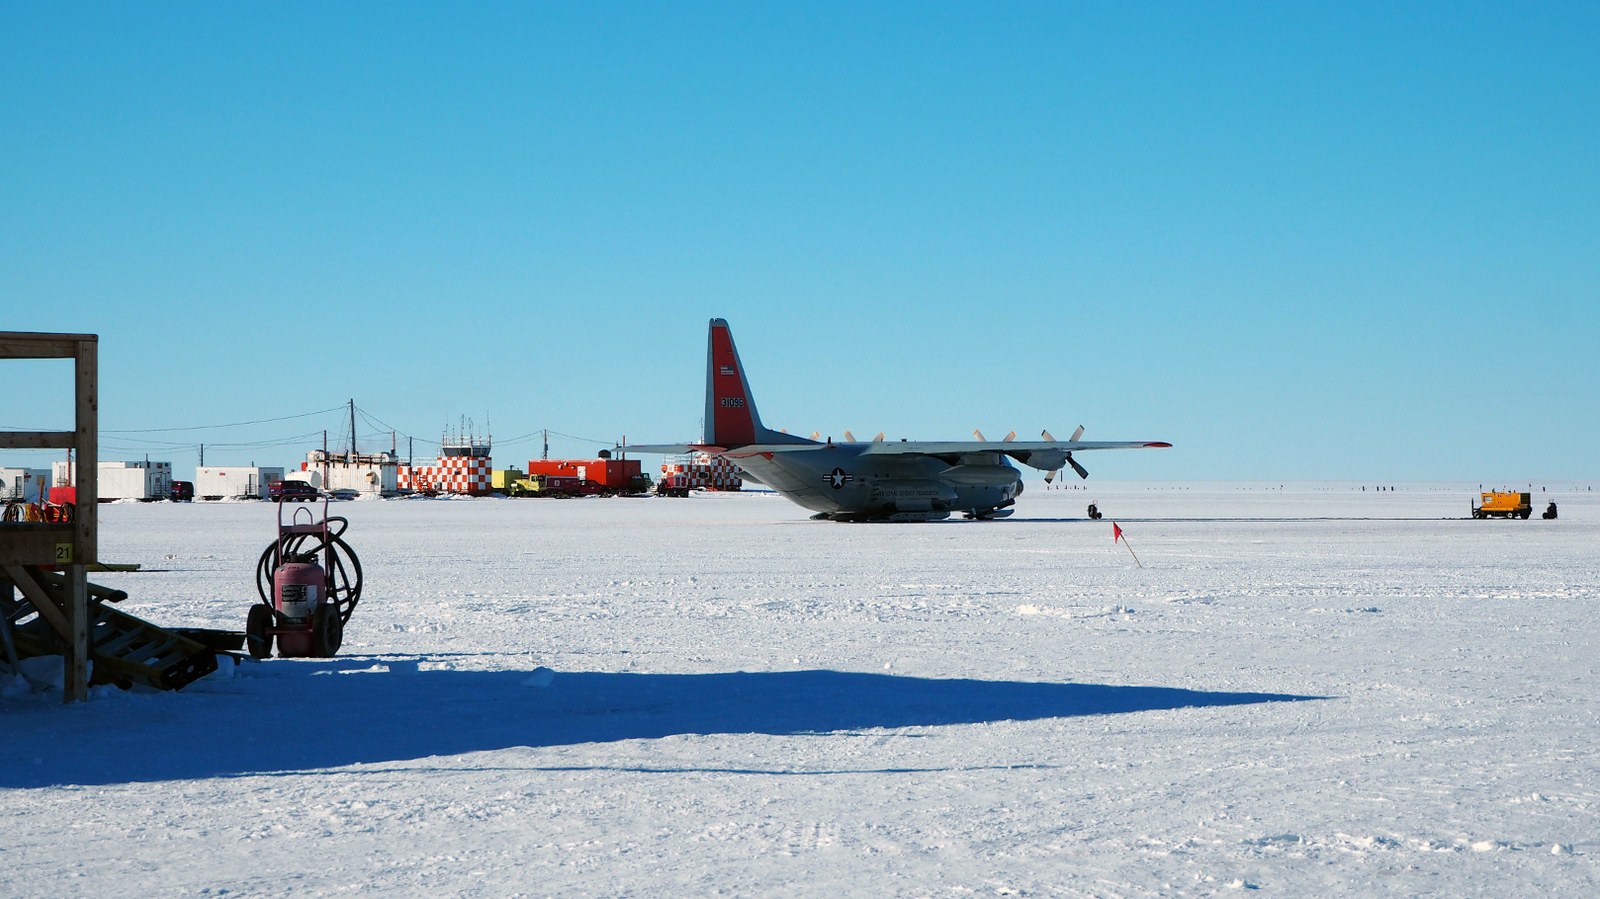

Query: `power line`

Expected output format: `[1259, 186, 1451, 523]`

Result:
[101, 430, 329, 452]
[11, 398, 615, 464]
[543, 430, 615, 446]
[101, 405, 347, 434]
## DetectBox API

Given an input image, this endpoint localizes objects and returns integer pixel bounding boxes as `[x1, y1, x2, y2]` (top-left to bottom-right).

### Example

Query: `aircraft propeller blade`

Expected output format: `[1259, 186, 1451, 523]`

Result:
[809, 431, 820, 441]
[1065, 424, 1088, 478]
[844, 430, 857, 443]
[1039, 430, 1063, 482]
[873, 432, 885, 442]
[1002, 431, 1016, 442]
[973, 429, 986, 442]
[1041, 427, 1088, 481]
[1066, 453, 1089, 479]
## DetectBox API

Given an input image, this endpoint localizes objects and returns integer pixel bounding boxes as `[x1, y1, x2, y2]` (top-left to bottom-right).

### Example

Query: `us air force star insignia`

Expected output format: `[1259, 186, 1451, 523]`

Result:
[825, 468, 854, 489]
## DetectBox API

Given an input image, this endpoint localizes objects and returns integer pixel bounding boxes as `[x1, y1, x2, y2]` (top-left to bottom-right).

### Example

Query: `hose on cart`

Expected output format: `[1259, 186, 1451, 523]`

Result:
[254, 516, 364, 625]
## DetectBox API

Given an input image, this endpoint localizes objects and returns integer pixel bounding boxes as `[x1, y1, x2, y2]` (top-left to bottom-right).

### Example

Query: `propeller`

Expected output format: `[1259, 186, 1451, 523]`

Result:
[1064, 425, 1088, 479]
[843, 430, 857, 443]
[1041, 426, 1089, 482]
[1066, 453, 1089, 479]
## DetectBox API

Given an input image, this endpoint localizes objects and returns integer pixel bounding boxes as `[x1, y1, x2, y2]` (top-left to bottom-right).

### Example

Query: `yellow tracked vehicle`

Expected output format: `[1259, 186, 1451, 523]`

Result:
[1472, 490, 1531, 519]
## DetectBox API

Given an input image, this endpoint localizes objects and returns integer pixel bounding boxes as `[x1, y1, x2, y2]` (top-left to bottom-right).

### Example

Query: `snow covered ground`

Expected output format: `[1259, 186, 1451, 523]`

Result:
[3, 482, 1598, 896]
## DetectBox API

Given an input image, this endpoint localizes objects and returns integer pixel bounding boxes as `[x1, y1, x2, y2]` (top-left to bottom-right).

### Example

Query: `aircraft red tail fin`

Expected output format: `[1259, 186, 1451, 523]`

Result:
[706, 319, 758, 446]
[704, 319, 812, 449]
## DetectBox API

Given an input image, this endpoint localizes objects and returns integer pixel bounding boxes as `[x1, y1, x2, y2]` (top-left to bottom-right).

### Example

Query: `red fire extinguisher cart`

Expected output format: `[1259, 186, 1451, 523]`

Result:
[246, 497, 364, 659]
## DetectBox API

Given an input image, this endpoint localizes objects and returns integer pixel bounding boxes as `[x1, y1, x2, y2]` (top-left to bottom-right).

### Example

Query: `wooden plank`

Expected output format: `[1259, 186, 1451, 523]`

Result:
[93, 627, 146, 656]
[68, 338, 97, 702]
[75, 337, 97, 566]
[0, 524, 78, 566]
[1, 564, 71, 639]
[0, 332, 98, 358]
[0, 579, 20, 675]
[64, 565, 88, 701]
[28, 566, 128, 602]
[0, 431, 77, 450]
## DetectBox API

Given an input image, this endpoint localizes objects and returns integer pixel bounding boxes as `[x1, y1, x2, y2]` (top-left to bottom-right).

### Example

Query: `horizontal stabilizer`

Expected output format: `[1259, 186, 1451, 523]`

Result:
[721, 443, 829, 458]
[616, 443, 722, 455]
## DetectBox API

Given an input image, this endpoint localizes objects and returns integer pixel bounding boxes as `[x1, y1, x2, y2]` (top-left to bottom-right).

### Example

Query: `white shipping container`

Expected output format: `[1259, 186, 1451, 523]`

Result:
[194, 466, 286, 500]
[0, 468, 52, 502]
[98, 461, 172, 501]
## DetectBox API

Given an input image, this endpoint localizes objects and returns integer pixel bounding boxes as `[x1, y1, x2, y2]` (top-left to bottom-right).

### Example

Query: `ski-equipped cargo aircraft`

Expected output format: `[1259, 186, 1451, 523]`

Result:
[622, 319, 1171, 521]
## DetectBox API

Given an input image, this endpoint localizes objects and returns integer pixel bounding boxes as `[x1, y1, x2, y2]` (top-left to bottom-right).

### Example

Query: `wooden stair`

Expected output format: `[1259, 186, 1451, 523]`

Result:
[1, 563, 217, 691]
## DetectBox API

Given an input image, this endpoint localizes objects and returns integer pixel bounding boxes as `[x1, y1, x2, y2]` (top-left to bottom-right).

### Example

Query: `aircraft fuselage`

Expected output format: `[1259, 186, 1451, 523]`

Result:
[729, 445, 1021, 521]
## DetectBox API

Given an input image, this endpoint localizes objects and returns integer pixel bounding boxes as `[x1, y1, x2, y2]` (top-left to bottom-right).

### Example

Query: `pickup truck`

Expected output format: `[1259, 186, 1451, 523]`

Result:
[269, 480, 322, 502]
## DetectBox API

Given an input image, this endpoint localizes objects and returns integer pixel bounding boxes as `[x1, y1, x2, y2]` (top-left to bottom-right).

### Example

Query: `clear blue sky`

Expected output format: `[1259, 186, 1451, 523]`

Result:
[4, 2, 1596, 481]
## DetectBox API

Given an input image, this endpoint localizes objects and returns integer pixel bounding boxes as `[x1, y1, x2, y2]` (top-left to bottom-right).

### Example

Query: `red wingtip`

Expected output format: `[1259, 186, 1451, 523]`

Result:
[1146, 442, 1173, 448]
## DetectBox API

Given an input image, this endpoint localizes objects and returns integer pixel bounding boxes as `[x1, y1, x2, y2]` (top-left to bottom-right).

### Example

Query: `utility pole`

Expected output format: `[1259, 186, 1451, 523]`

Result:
[543, 429, 549, 460]
[348, 398, 357, 462]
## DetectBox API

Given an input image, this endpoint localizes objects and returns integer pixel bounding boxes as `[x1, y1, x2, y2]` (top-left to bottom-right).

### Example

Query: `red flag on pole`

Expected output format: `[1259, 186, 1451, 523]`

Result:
[1112, 521, 1142, 567]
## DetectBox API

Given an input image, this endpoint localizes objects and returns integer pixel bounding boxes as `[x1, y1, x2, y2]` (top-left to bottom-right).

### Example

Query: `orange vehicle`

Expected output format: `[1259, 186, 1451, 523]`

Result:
[1472, 490, 1532, 519]
[525, 455, 651, 496]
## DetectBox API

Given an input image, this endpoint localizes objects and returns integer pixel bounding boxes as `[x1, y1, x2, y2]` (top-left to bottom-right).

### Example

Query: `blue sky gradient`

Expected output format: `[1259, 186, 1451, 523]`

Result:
[4, 2, 1596, 480]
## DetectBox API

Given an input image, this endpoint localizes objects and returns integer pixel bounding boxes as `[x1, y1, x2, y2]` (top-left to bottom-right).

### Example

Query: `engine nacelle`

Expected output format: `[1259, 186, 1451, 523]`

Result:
[1015, 449, 1068, 472]
[941, 463, 1024, 487]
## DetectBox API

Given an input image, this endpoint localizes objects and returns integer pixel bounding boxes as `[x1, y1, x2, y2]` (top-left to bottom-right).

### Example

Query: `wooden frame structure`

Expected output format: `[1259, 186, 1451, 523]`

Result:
[0, 331, 98, 702]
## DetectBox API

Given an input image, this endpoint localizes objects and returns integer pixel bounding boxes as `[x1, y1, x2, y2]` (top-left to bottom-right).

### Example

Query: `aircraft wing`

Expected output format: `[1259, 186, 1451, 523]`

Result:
[718, 438, 1172, 479]
[858, 440, 1171, 456]
[621, 438, 1169, 481]
[623, 440, 1169, 458]
[859, 438, 1171, 478]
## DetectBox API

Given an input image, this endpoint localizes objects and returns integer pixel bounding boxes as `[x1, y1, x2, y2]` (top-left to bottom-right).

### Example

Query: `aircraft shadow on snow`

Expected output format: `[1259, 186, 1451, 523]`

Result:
[4, 664, 1322, 787]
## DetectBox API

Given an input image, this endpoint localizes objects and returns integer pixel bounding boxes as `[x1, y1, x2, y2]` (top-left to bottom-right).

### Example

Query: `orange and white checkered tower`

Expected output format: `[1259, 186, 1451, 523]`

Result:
[398, 424, 493, 496]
